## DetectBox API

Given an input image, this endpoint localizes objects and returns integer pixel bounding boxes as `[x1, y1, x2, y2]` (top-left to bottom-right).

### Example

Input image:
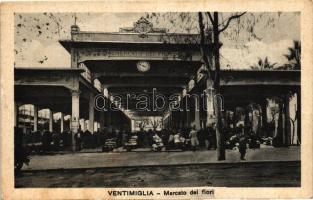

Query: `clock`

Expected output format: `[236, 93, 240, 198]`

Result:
[136, 61, 150, 72]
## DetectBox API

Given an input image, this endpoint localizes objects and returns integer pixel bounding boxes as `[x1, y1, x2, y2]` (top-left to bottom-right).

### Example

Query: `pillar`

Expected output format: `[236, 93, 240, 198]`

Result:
[33, 105, 38, 132]
[284, 93, 291, 146]
[88, 93, 95, 133]
[14, 101, 19, 128]
[206, 79, 215, 126]
[69, 115, 72, 132]
[94, 122, 98, 132]
[131, 120, 135, 132]
[99, 112, 105, 131]
[179, 109, 183, 129]
[81, 119, 86, 132]
[277, 99, 284, 146]
[296, 90, 301, 144]
[173, 112, 175, 128]
[106, 91, 113, 133]
[194, 97, 201, 130]
[107, 106, 112, 133]
[49, 109, 53, 132]
[60, 112, 64, 133]
[261, 99, 268, 130]
[172, 111, 175, 128]
[169, 111, 173, 128]
[186, 107, 190, 128]
[71, 90, 80, 151]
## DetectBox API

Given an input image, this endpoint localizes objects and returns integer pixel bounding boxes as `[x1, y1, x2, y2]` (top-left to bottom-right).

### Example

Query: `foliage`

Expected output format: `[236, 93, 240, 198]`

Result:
[284, 40, 301, 70]
[250, 57, 277, 70]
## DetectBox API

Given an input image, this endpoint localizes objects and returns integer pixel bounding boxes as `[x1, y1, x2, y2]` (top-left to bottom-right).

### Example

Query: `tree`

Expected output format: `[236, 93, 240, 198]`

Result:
[14, 13, 90, 67]
[198, 12, 246, 160]
[144, 12, 293, 160]
[284, 40, 301, 70]
[250, 57, 277, 70]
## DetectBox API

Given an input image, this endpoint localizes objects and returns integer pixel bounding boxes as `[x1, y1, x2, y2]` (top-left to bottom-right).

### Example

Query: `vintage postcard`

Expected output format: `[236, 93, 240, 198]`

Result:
[1, 0, 312, 199]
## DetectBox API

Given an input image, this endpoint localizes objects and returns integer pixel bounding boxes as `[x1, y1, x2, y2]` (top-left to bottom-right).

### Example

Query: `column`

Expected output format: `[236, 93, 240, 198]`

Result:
[33, 105, 38, 132]
[81, 119, 86, 132]
[60, 112, 64, 133]
[107, 105, 112, 133]
[69, 115, 72, 132]
[88, 93, 95, 133]
[261, 99, 268, 130]
[296, 90, 301, 144]
[284, 93, 291, 146]
[277, 99, 284, 145]
[179, 110, 183, 129]
[206, 79, 215, 126]
[49, 109, 53, 132]
[131, 119, 135, 132]
[94, 122, 98, 132]
[71, 90, 80, 151]
[172, 111, 176, 128]
[99, 112, 105, 131]
[14, 101, 19, 128]
[169, 111, 172, 128]
[186, 107, 190, 128]
[194, 97, 201, 130]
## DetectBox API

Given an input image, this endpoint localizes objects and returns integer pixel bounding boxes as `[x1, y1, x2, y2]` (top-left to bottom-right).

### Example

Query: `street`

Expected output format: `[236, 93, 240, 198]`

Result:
[15, 161, 300, 188]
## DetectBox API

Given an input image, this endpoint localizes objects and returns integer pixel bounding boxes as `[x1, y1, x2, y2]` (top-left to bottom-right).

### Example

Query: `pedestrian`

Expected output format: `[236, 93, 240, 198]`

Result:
[75, 130, 82, 151]
[189, 125, 199, 151]
[179, 133, 186, 151]
[174, 131, 182, 149]
[206, 125, 214, 150]
[41, 130, 52, 153]
[121, 130, 128, 148]
[168, 131, 174, 149]
[239, 134, 247, 160]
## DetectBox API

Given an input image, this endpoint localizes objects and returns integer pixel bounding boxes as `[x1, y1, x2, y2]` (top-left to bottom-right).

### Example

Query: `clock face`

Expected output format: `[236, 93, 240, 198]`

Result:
[137, 61, 150, 72]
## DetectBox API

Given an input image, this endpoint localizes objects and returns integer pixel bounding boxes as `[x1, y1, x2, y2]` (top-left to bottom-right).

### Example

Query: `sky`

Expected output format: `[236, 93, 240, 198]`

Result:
[14, 12, 300, 69]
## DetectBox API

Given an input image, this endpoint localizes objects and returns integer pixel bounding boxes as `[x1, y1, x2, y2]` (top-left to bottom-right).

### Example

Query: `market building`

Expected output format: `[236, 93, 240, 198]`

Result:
[14, 17, 301, 151]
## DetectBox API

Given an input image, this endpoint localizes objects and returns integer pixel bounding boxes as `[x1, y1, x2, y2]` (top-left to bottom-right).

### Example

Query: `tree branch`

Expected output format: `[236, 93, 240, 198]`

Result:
[206, 12, 214, 25]
[218, 12, 246, 33]
[198, 12, 214, 80]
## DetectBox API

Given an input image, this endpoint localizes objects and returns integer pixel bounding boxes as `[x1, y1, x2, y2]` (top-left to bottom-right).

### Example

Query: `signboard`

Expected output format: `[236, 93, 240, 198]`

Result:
[78, 48, 195, 62]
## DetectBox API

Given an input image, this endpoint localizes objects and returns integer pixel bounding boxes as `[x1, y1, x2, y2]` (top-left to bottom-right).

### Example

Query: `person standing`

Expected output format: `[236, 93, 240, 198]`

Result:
[75, 130, 82, 151]
[189, 125, 199, 151]
[173, 131, 180, 148]
[206, 125, 214, 150]
[168, 130, 174, 149]
[239, 134, 247, 160]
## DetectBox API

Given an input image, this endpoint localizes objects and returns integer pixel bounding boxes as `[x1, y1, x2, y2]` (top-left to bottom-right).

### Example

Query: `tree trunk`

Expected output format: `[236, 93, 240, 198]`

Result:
[198, 12, 225, 160]
[213, 12, 225, 160]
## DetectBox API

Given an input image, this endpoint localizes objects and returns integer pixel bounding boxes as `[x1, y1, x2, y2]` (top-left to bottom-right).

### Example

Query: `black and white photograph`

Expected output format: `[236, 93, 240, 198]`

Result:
[12, 11, 302, 188]
[1, 1, 312, 198]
